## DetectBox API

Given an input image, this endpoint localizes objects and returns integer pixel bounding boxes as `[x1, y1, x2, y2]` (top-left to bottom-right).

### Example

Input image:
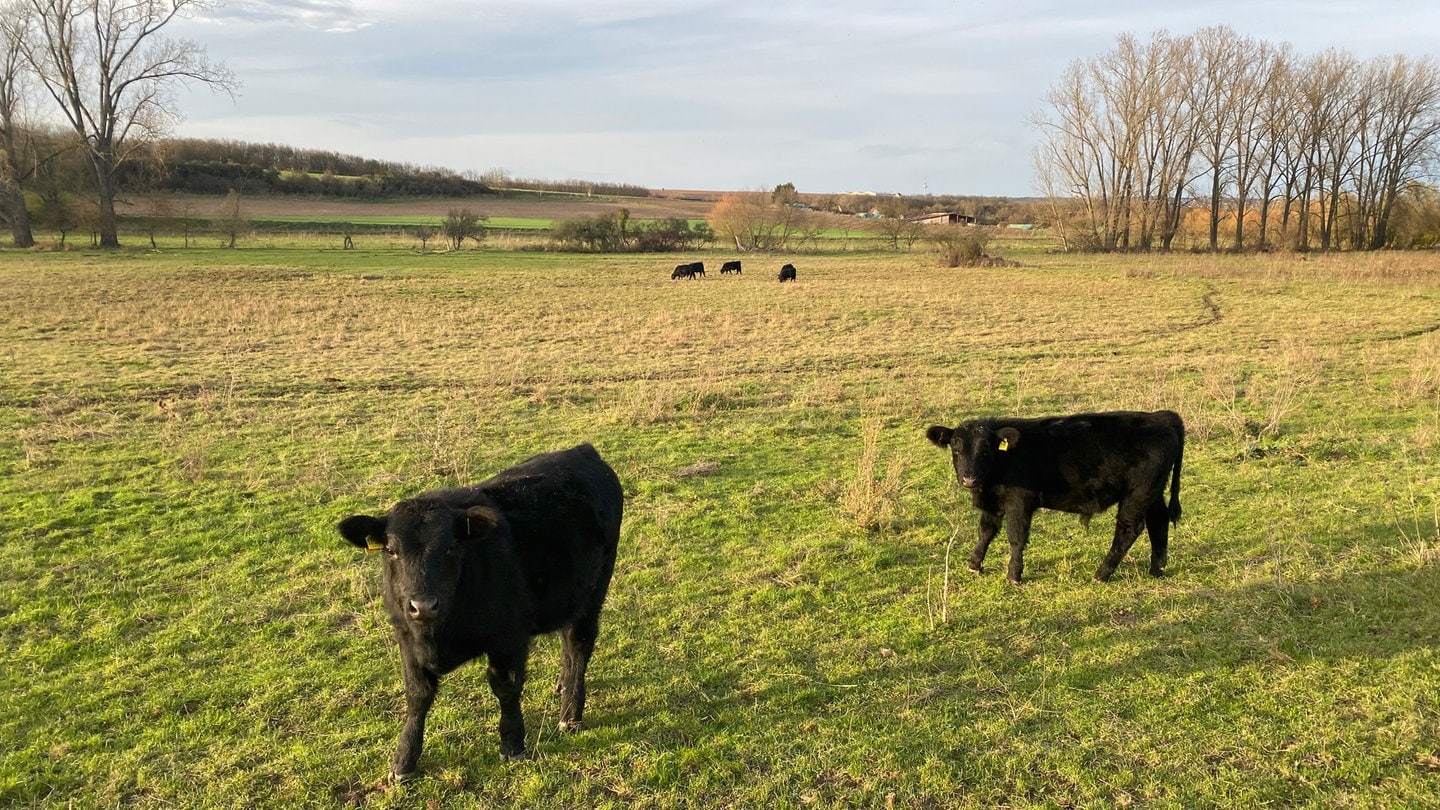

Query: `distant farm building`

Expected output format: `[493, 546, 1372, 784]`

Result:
[911, 212, 976, 226]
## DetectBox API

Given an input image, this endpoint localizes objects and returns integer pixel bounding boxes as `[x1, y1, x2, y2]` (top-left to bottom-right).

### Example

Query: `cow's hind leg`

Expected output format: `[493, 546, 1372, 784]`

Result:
[1144, 497, 1170, 576]
[558, 612, 600, 732]
[1095, 501, 1147, 582]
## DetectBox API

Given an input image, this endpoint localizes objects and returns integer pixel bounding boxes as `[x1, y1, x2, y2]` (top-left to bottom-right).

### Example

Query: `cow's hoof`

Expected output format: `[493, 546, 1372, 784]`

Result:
[390, 769, 420, 784]
[499, 748, 528, 762]
[1093, 569, 1115, 582]
[558, 719, 582, 733]
[1005, 578, 1023, 586]
[968, 565, 984, 576]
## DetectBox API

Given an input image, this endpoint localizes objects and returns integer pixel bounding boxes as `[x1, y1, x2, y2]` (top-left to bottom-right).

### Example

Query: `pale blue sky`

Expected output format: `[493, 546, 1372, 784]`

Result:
[170, 0, 1440, 197]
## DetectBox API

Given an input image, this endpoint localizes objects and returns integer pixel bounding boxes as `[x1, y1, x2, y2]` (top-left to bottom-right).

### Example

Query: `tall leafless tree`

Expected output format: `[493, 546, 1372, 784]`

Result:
[1249, 44, 1296, 250]
[19, 0, 235, 248]
[1352, 55, 1440, 248]
[0, 2, 35, 247]
[1033, 59, 1112, 249]
[1132, 30, 1200, 251]
[1226, 40, 1288, 251]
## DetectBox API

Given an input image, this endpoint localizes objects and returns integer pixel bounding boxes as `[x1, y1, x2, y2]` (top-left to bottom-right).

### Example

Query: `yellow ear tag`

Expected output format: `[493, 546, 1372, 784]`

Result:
[998, 438, 1010, 452]
[365, 536, 384, 553]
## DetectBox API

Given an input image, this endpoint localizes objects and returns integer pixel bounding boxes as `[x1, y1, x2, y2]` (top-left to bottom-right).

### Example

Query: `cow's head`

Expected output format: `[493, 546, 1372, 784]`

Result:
[338, 500, 502, 626]
[926, 422, 1020, 495]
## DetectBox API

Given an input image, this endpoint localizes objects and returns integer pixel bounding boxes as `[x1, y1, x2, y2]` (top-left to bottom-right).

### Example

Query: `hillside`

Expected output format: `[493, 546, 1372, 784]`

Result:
[217, 191, 715, 222]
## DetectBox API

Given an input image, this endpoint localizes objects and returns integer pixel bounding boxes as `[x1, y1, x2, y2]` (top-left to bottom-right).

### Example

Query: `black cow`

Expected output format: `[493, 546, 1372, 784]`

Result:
[338, 443, 623, 780]
[671, 261, 704, 280]
[926, 410, 1183, 584]
[778, 263, 797, 282]
[720, 260, 742, 275]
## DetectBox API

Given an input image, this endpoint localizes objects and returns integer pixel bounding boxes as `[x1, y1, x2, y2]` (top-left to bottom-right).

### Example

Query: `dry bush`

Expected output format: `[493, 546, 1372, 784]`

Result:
[840, 418, 911, 532]
[1398, 332, 1440, 403]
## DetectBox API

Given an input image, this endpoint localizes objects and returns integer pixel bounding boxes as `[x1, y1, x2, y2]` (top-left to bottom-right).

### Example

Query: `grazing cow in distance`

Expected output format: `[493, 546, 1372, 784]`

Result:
[671, 261, 704, 280]
[926, 410, 1183, 584]
[778, 263, 797, 282]
[337, 443, 623, 781]
[720, 260, 742, 275]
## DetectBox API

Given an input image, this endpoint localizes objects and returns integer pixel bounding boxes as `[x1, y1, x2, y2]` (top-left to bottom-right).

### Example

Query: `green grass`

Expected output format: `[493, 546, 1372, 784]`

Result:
[3, 242, 1440, 807]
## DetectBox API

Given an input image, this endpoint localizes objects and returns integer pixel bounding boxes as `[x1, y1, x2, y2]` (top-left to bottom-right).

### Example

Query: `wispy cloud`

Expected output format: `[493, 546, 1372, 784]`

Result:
[210, 0, 377, 33]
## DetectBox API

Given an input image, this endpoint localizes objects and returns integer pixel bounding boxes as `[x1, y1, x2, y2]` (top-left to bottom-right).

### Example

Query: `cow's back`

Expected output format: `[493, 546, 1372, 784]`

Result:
[478, 444, 622, 631]
[991, 411, 1182, 514]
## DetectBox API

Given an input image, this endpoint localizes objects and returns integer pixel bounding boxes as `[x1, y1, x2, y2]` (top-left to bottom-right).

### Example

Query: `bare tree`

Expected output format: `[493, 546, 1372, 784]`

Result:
[441, 207, 486, 250]
[707, 191, 774, 251]
[414, 222, 437, 253]
[37, 183, 72, 244]
[213, 188, 246, 248]
[870, 205, 925, 250]
[1130, 30, 1200, 251]
[1226, 39, 1290, 251]
[1189, 27, 1254, 252]
[1250, 44, 1298, 250]
[768, 182, 812, 249]
[1032, 38, 1153, 251]
[19, 0, 235, 248]
[141, 189, 173, 247]
[0, 3, 35, 246]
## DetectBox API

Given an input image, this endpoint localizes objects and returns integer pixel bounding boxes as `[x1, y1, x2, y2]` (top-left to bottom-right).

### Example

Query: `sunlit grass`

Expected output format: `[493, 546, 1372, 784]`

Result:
[2, 244, 1439, 807]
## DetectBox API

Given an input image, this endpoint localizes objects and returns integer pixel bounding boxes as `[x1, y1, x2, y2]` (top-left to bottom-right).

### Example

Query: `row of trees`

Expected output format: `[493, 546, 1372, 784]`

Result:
[479, 169, 652, 199]
[136, 137, 493, 198]
[160, 138, 462, 181]
[1033, 26, 1440, 251]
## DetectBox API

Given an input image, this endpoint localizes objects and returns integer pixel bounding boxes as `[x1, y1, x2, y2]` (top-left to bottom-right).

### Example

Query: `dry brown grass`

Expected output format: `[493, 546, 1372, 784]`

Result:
[6, 243, 1440, 807]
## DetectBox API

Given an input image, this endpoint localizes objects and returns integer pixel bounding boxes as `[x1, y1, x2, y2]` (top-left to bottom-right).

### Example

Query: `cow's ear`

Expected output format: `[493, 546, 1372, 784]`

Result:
[926, 425, 955, 448]
[338, 514, 387, 553]
[457, 506, 502, 541]
[997, 427, 1021, 450]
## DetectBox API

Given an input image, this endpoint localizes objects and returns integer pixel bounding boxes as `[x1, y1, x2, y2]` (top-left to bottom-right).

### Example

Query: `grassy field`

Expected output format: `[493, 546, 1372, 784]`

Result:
[3, 240, 1440, 808]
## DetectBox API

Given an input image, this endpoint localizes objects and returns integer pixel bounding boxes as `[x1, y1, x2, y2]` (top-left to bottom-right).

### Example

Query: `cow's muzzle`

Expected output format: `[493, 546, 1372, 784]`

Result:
[406, 596, 440, 622]
[960, 476, 978, 489]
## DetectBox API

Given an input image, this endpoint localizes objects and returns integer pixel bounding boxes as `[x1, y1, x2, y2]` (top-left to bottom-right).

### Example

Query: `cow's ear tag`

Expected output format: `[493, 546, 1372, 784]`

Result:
[998, 438, 1010, 452]
[365, 536, 384, 553]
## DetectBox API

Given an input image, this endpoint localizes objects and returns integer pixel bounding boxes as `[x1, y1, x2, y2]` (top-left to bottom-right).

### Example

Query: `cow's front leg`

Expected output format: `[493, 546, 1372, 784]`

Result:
[1004, 509, 1034, 585]
[392, 654, 439, 782]
[969, 510, 1002, 574]
[487, 649, 529, 760]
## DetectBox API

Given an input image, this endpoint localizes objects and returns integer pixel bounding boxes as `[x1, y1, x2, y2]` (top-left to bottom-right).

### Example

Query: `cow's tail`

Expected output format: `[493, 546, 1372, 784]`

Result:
[1168, 419, 1184, 524]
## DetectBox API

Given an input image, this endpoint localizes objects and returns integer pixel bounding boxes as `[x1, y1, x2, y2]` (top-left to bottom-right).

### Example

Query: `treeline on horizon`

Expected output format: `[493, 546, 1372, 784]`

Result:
[1033, 25, 1440, 252]
[133, 138, 656, 200]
